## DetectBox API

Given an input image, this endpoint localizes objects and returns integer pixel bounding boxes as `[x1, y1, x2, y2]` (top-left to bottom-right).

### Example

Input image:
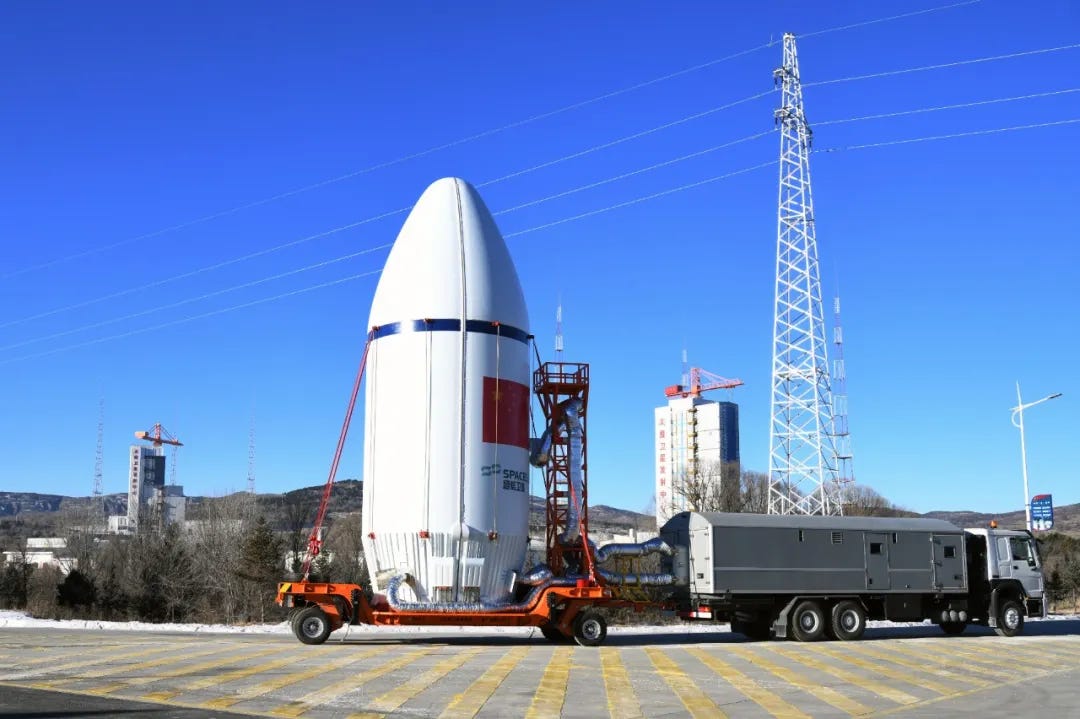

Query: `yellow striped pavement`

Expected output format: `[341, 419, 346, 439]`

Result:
[0, 628, 1078, 717]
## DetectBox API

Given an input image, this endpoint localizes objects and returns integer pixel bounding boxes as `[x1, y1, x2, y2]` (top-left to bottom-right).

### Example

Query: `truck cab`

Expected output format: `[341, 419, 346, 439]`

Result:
[965, 527, 1045, 635]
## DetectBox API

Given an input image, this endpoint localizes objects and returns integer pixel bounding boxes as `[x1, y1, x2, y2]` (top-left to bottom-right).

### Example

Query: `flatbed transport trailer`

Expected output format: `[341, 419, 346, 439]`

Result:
[659, 512, 1046, 641]
[276, 580, 645, 646]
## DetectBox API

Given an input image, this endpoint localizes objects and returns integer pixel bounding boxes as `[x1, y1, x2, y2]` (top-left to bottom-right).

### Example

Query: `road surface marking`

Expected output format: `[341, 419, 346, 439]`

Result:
[348, 647, 483, 717]
[26, 644, 226, 688]
[809, 644, 954, 696]
[141, 652, 304, 702]
[765, 645, 919, 706]
[843, 643, 990, 688]
[525, 646, 572, 719]
[722, 644, 871, 716]
[87, 646, 282, 696]
[201, 645, 386, 710]
[439, 646, 530, 719]
[600, 646, 643, 719]
[280, 647, 431, 718]
[874, 642, 1010, 680]
[644, 647, 725, 719]
[686, 646, 810, 719]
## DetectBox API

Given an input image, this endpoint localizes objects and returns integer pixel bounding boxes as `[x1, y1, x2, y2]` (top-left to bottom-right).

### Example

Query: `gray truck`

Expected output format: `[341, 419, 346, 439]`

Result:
[659, 512, 1045, 641]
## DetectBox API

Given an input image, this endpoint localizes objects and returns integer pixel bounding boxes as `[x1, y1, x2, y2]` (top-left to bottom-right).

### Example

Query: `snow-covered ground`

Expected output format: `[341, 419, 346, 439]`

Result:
[2, 609, 1076, 637]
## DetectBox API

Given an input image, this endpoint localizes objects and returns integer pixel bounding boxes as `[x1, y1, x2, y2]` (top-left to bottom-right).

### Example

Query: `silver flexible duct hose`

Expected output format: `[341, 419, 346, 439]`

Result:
[386, 573, 578, 613]
[559, 399, 585, 544]
[594, 537, 674, 563]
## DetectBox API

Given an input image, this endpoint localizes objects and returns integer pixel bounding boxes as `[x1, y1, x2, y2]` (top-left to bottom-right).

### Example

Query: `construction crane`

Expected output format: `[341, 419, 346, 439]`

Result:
[664, 367, 744, 399]
[134, 423, 183, 447]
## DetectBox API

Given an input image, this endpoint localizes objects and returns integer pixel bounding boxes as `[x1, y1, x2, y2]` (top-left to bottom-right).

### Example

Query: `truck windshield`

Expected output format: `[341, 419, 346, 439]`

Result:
[1009, 537, 1037, 567]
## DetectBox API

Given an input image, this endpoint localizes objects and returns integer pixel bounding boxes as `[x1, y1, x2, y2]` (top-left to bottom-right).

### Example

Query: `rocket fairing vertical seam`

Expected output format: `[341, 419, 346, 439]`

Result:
[455, 178, 468, 602]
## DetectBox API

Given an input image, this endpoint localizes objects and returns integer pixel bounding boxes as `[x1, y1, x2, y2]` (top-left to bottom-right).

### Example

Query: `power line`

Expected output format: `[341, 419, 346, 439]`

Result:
[805, 43, 1080, 89]
[6, 74, 1073, 344]
[0, 160, 780, 365]
[799, 0, 981, 38]
[1, 0, 982, 280]
[0, 210, 403, 331]
[816, 88, 1080, 126]
[2, 89, 778, 330]
[816, 117, 1080, 152]
[5, 111, 1073, 365]
[2, 130, 776, 352]
[10, 44, 1070, 334]
[0, 244, 390, 352]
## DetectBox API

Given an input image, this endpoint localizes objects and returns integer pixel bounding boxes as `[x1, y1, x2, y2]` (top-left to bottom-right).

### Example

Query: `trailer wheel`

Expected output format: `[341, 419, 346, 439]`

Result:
[294, 606, 332, 645]
[994, 599, 1024, 637]
[940, 621, 967, 635]
[573, 611, 607, 647]
[829, 601, 866, 641]
[790, 600, 826, 642]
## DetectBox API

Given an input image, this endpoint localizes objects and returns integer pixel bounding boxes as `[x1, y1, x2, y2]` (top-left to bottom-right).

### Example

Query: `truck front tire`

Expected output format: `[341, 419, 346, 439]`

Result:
[994, 599, 1024, 637]
[790, 600, 826, 642]
[830, 601, 866, 641]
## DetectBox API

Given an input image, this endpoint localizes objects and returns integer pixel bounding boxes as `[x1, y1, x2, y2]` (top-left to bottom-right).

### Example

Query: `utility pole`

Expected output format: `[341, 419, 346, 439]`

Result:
[767, 33, 842, 515]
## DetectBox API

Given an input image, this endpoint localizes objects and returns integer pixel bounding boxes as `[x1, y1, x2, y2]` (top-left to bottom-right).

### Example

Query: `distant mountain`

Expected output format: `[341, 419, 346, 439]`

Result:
[2, 482, 1075, 536]
[924, 503, 1080, 533]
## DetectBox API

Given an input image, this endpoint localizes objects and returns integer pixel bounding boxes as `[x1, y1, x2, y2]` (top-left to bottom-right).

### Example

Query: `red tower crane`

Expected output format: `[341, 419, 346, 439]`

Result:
[664, 367, 744, 399]
[134, 423, 183, 447]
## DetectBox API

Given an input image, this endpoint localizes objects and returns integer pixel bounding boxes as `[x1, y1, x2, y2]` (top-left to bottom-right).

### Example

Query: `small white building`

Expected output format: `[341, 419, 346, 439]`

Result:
[2, 538, 76, 573]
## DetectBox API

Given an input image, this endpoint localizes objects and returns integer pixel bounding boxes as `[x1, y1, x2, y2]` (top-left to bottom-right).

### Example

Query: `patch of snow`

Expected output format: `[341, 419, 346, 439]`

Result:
[1, 610, 1075, 637]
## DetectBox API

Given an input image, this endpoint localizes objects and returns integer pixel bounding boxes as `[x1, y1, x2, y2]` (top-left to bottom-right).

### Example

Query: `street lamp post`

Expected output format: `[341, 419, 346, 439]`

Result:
[1010, 382, 1062, 532]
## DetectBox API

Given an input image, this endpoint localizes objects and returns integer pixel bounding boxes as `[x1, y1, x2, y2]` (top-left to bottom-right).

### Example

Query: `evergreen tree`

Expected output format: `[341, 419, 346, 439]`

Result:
[236, 515, 283, 622]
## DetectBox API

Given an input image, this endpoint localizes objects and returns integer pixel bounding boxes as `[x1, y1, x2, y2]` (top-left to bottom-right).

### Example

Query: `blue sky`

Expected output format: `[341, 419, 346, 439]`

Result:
[1, 1, 1077, 516]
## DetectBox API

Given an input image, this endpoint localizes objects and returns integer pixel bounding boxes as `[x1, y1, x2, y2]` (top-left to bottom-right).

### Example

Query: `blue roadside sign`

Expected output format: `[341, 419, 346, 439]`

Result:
[1031, 494, 1054, 531]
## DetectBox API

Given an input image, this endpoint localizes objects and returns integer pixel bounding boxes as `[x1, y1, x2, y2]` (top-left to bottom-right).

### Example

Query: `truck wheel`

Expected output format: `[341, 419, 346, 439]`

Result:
[940, 621, 967, 635]
[790, 600, 826, 642]
[573, 611, 607, 647]
[994, 599, 1024, 637]
[294, 606, 332, 645]
[830, 601, 866, 641]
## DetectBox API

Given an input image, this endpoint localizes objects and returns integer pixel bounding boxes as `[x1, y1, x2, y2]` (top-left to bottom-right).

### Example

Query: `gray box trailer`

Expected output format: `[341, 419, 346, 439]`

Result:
[660, 512, 1045, 641]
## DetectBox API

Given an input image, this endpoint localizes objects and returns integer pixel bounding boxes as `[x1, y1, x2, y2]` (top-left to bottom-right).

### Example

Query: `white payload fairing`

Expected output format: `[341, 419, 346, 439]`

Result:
[361, 177, 532, 604]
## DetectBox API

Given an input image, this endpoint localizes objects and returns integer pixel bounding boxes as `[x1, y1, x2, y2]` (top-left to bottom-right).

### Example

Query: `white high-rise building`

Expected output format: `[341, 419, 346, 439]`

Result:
[654, 398, 739, 527]
[126, 445, 184, 532]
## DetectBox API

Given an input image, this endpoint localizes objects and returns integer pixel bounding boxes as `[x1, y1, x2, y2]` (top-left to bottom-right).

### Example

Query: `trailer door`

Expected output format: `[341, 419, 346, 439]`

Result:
[865, 533, 891, 590]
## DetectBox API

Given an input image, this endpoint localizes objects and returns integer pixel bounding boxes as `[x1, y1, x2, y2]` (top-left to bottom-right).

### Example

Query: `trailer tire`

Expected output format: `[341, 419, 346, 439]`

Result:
[790, 600, 826, 642]
[994, 599, 1024, 637]
[573, 611, 607, 647]
[829, 601, 866, 641]
[940, 621, 967, 635]
[294, 606, 332, 645]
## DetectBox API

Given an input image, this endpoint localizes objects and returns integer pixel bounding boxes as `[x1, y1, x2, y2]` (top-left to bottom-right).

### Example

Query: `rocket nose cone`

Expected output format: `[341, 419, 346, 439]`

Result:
[369, 178, 529, 333]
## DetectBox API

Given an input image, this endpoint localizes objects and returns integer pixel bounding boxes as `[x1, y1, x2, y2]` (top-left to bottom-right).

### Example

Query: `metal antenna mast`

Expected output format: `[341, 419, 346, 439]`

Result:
[248, 411, 256, 494]
[555, 297, 564, 360]
[832, 295, 855, 503]
[93, 396, 104, 508]
[767, 33, 842, 515]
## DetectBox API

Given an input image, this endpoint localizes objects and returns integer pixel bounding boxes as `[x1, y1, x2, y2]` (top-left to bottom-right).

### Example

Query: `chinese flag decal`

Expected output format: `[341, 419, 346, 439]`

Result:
[482, 376, 529, 449]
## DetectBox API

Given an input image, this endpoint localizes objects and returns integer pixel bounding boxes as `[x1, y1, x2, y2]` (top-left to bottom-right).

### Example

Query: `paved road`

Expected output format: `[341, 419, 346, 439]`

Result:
[1, 620, 1078, 718]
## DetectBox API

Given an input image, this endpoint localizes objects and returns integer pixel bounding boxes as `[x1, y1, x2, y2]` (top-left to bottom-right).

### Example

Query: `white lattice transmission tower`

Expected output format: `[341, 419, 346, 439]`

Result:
[767, 33, 842, 516]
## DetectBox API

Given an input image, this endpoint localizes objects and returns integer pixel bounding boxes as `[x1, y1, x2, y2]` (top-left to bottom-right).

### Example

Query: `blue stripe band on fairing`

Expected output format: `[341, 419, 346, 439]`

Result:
[368, 319, 530, 344]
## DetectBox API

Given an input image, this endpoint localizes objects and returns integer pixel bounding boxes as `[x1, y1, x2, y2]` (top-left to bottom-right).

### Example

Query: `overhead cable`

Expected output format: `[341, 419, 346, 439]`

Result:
[2, 0, 981, 278]
[6, 111, 1073, 365]
[816, 88, 1080, 126]
[805, 43, 1080, 88]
